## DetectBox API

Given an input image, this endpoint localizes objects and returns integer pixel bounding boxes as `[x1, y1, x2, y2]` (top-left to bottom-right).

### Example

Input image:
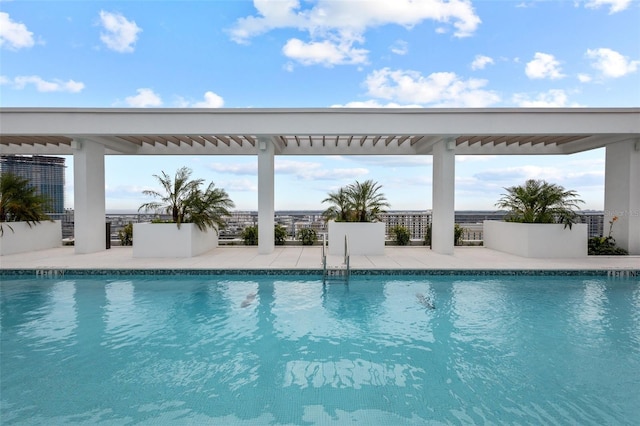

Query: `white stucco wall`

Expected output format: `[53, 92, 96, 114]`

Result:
[133, 223, 218, 258]
[0, 220, 62, 256]
[73, 140, 106, 254]
[604, 139, 640, 255]
[484, 221, 587, 258]
[328, 221, 385, 256]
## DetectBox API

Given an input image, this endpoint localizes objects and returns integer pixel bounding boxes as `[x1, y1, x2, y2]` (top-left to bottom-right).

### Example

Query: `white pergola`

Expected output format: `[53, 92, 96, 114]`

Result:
[1, 107, 639, 255]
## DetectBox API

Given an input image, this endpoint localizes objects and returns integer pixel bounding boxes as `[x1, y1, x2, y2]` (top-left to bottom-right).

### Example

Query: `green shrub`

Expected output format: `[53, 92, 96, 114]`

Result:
[298, 228, 317, 245]
[423, 224, 465, 246]
[118, 222, 133, 246]
[241, 225, 258, 245]
[588, 216, 628, 255]
[241, 225, 288, 246]
[391, 225, 410, 246]
[274, 224, 287, 246]
[454, 224, 464, 246]
[588, 236, 628, 255]
[424, 224, 431, 246]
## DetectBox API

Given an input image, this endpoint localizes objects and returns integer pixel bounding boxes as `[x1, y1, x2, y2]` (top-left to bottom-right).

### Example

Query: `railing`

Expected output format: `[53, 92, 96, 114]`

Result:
[344, 235, 350, 284]
[321, 233, 327, 276]
[321, 234, 350, 284]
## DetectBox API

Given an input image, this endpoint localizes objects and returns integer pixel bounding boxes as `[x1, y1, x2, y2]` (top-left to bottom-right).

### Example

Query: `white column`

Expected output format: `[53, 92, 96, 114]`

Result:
[257, 137, 275, 254]
[73, 139, 106, 254]
[432, 138, 456, 254]
[604, 139, 640, 255]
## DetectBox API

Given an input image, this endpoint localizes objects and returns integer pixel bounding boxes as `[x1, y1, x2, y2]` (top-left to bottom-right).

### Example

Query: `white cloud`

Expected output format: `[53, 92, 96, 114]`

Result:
[475, 165, 567, 183]
[191, 91, 225, 108]
[221, 178, 257, 193]
[99, 10, 142, 53]
[209, 158, 369, 181]
[0, 12, 35, 50]
[276, 159, 368, 180]
[471, 54, 494, 70]
[364, 68, 500, 107]
[230, 0, 480, 66]
[390, 40, 408, 55]
[584, 0, 632, 13]
[5, 75, 84, 93]
[282, 38, 368, 66]
[330, 100, 423, 108]
[348, 155, 431, 167]
[209, 162, 256, 175]
[512, 89, 576, 107]
[577, 73, 592, 83]
[125, 88, 162, 107]
[586, 47, 639, 78]
[525, 52, 565, 79]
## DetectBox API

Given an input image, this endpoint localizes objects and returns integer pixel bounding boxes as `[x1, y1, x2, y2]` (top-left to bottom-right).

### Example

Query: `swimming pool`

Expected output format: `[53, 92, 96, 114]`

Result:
[1, 274, 639, 425]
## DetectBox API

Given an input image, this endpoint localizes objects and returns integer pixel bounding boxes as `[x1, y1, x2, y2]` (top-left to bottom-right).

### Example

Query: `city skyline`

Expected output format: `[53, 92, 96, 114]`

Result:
[2, 1, 638, 211]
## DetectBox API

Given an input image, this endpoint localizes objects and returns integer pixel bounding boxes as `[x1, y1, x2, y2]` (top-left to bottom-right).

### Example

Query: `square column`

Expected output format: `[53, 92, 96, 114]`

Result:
[432, 138, 456, 254]
[604, 139, 640, 254]
[73, 139, 106, 254]
[257, 137, 275, 254]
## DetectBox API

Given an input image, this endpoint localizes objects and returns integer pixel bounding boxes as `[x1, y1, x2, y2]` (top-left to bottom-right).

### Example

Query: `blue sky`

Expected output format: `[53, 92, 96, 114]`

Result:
[1, 0, 639, 211]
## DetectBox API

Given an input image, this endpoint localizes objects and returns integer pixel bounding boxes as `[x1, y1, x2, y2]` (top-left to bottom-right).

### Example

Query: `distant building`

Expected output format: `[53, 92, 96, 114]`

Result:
[578, 211, 605, 238]
[455, 210, 507, 224]
[380, 211, 431, 240]
[0, 155, 66, 215]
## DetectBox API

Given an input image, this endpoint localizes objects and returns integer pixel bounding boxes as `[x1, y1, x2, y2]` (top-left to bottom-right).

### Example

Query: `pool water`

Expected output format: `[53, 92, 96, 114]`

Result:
[1, 275, 639, 425]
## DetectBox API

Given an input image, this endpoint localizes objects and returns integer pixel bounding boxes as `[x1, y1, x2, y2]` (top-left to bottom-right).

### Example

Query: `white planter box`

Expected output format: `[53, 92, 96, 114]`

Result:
[483, 220, 588, 258]
[133, 223, 218, 258]
[0, 220, 62, 256]
[328, 221, 385, 255]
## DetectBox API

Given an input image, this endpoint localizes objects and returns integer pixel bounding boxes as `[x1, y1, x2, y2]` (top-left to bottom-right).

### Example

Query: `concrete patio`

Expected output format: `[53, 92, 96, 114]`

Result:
[1, 245, 638, 272]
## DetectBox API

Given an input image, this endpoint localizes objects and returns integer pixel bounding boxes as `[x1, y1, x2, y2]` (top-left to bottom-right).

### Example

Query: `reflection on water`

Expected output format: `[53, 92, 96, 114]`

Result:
[284, 359, 420, 389]
[18, 280, 77, 347]
[572, 280, 610, 339]
[1, 275, 639, 425]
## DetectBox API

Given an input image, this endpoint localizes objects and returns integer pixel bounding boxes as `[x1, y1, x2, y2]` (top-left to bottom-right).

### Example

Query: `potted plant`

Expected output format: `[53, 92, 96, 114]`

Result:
[483, 179, 588, 258]
[391, 225, 410, 246]
[0, 173, 61, 255]
[323, 179, 389, 255]
[298, 228, 318, 246]
[588, 216, 628, 255]
[240, 225, 292, 246]
[133, 167, 234, 257]
[241, 225, 258, 245]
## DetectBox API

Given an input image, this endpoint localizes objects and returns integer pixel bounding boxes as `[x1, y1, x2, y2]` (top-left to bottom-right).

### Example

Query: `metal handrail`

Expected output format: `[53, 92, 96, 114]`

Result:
[322, 234, 327, 279]
[344, 235, 350, 283]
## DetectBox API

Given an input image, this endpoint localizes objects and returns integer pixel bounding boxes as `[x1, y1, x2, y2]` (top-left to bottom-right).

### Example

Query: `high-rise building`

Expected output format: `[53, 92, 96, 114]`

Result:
[0, 155, 66, 215]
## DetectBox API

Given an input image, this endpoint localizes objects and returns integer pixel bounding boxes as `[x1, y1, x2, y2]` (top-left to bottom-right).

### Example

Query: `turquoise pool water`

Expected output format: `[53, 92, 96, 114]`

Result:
[1, 275, 639, 425]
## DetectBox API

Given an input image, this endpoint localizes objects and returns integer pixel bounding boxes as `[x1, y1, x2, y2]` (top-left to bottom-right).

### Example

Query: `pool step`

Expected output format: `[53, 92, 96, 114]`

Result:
[323, 258, 350, 284]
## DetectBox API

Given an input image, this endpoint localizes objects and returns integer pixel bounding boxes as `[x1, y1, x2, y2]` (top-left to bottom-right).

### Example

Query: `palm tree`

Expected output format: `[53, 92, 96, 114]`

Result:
[139, 167, 234, 232]
[139, 167, 202, 225]
[496, 179, 584, 228]
[347, 179, 389, 222]
[185, 182, 235, 232]
[0, 173, 51, 235]
[322, 187, 352, 222]
[322, 180, 390, 222]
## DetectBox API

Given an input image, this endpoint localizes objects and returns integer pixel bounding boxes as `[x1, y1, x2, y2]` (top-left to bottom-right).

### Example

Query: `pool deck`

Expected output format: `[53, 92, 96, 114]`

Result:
[1, 245, 638, 273]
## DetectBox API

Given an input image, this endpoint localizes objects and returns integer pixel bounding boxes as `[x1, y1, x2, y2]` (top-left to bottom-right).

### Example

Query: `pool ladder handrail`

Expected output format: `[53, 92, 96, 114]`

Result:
[322, 234, 350, 284]
[322, 233, 327, 273]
